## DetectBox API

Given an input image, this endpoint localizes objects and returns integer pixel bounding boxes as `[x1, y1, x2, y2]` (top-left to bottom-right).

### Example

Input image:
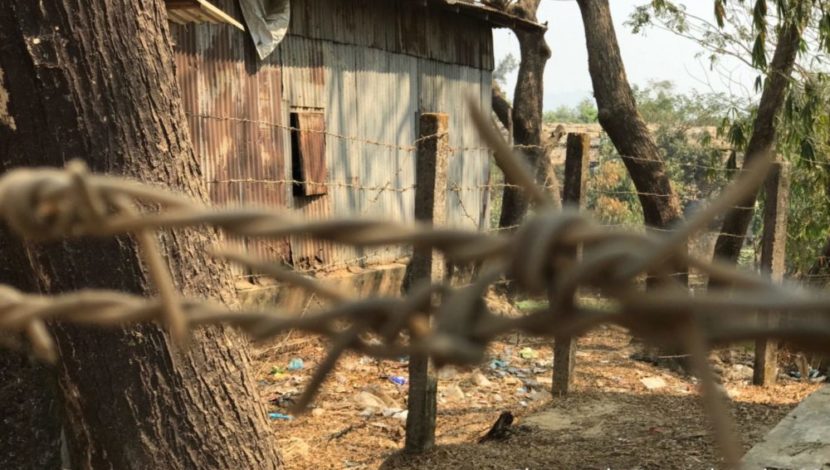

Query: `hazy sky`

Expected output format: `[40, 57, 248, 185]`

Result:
[493, 1, 757, 110]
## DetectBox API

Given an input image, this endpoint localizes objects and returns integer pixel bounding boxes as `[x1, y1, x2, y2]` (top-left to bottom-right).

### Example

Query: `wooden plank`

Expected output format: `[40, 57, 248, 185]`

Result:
[164, 0, 244, 30]
[404, 112, 449, 454]
[552, 133, 590, 395]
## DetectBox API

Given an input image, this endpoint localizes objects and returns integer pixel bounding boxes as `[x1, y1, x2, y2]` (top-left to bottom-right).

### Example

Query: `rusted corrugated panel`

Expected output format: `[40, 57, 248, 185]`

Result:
[291, 111, 328, 196]
[170, 21, 291, 267]
[246, 63, 291, 262]
[279, 32, 333, 268]
[280, 35, 325, 108]
[289, 195, 333, 271]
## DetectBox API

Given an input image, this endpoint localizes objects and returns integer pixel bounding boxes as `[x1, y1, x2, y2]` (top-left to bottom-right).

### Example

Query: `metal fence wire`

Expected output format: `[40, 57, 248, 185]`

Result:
[0, 105, 828, 468]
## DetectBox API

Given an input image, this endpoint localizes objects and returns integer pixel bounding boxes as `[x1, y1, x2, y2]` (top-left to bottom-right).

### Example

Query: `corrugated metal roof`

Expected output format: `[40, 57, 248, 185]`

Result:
[428, 0, 546, 32]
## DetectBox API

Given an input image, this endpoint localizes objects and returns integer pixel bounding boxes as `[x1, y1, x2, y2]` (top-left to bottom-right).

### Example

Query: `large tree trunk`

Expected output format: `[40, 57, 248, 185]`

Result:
[492, 84, 513, 139]
[0, 1, 282, 468]
[498, 0, 551, 229]
[711, 17, 804, 266]
[575, 0, 684, 231]
[0, 231, 63, 469]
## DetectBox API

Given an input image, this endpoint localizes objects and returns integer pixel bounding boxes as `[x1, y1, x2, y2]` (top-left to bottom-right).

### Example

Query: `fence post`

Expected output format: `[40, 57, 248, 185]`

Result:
[552, 133, 590, 395]
[754, 160, 789, 386]
[404, 113, 448, 453]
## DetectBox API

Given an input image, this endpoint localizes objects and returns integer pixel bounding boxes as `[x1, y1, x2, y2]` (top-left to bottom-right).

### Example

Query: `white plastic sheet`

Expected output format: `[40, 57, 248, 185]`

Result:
[239, 0, 290, 60]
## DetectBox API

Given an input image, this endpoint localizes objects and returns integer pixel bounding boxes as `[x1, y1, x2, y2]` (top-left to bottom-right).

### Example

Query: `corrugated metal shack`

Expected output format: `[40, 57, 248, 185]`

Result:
[166, 0, 543, 272]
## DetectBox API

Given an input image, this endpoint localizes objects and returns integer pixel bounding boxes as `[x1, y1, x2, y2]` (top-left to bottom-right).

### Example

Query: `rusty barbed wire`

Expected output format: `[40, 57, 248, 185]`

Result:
[1, 104, 829, 468]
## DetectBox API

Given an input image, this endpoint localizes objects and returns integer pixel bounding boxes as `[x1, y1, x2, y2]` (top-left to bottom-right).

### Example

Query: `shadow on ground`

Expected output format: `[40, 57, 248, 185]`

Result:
[380, 389, 798, 470]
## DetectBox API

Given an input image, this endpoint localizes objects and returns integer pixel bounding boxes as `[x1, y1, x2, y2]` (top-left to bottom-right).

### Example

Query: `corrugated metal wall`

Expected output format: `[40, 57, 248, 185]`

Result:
[170, 0, 493, 272]
[172, 19, 292, 273]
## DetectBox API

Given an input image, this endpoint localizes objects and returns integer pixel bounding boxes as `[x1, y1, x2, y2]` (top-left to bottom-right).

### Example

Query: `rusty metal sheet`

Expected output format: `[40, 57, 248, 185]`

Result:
[291, 112, 328, 196]
[170, 21, 291, 265]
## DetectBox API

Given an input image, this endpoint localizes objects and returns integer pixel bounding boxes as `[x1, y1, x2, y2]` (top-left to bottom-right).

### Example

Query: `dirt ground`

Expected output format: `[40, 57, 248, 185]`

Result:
[253, 323, 821, 469]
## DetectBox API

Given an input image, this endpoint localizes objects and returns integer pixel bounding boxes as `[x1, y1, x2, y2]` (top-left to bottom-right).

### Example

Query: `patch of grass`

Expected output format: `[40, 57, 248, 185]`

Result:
[514, 296, 615, 313]
[515, 299, 548, 311]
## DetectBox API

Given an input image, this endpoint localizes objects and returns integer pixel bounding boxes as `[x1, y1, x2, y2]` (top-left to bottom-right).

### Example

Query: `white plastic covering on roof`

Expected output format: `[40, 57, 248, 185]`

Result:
[239, 0, 290, 60]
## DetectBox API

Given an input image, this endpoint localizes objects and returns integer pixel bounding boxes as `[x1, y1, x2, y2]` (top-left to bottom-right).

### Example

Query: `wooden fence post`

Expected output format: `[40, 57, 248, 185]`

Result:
[552, 133, 590, 395]
[404, 113, 448, 453]
[754, 160, 789, 386]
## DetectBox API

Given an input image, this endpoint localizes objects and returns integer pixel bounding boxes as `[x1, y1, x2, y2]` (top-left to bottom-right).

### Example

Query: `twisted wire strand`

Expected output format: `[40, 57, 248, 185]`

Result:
[0, 103, 828, 468]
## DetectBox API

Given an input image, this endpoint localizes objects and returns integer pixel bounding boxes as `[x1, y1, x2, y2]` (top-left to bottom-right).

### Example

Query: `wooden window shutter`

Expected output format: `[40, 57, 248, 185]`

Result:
[290, 111, 328, 196]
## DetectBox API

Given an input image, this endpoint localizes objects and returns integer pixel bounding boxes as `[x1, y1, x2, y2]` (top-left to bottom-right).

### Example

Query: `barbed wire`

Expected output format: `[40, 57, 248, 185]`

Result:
[1, 105, 828, 468]
[186, 112, 491, 154]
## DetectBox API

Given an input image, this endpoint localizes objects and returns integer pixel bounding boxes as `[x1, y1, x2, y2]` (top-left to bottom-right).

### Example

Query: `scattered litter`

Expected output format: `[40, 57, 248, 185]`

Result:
[269, 394, 296, 408]
[270, 366, 286, 379]
[522, 379, 542, 393]
[472, 371, 492, 387]
[288, 358, 304, 371]
[640, 376, 667, 390]
[442, 384, 466, 401]
[388, 375, 407, 386]
[503, 376, 521, 386]
[791, 368, 829, 382]
[489, 359, 509, 369]
[354, 391, 387, 411]
[438, 366, 458, 380]
[381, 408, 410, 422]
[268, 412, 293, 421]
[520, 347, 539, 360]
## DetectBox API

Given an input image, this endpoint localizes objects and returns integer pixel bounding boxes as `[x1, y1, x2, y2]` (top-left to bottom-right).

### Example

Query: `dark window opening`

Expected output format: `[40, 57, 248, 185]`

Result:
[290, 111, 328, 197]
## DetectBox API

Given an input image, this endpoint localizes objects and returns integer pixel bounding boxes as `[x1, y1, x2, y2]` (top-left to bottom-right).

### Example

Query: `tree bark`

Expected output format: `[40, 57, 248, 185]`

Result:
[0, 231, 63, 469]
[711, 17, 804, 266]
[492, 84, 513, 138]
[498, 0, 551, 230]
[575, 0, 683, 231]
[0, 2, 282, 469]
